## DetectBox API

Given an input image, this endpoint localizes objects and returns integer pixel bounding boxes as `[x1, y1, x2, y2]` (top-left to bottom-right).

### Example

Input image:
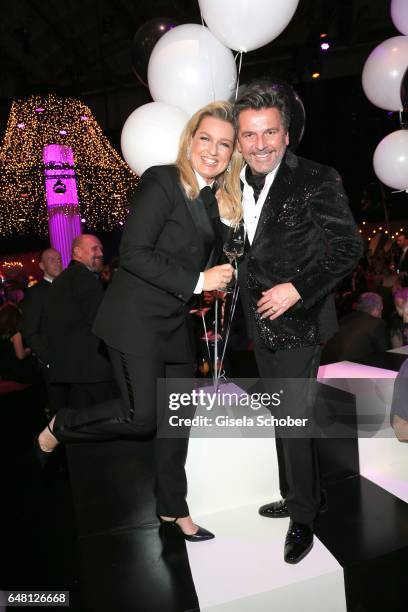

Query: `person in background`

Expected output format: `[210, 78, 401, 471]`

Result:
[42, 235, 115, 413]
[100, 263, 114, 288]
[321, 292, 390, 364]
[0, 302, 36, 383]
[395, 233, 408, 287]
[390, 287, 408, 348]
[22, 248, 62, 367]
[390, 358, 408, 442]
[21, 248, 62, 416]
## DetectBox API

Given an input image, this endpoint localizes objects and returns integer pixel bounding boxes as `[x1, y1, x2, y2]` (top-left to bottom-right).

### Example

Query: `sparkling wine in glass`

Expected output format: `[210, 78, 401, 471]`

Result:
[222, 223, 246, 292]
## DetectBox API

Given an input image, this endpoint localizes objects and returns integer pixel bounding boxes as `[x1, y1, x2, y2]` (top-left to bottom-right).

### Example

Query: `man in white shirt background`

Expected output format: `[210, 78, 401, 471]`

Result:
[22, 248, 62, 368]
[22, 247, 62, 416]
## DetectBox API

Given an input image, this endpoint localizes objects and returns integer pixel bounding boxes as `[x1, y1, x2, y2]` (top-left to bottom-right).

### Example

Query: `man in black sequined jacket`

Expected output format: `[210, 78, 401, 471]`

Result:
[232, 82, 363, 564]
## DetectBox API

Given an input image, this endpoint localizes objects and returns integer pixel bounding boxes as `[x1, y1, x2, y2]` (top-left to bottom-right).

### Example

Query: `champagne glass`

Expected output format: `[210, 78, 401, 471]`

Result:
[222, 223, 246, 292]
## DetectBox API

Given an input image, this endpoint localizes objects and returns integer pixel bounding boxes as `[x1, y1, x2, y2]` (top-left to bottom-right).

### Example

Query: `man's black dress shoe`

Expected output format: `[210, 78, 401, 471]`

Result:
[259, 499, 289, 518]
[258, 490, 328, 518]
[284, 520, 313, 564]
[159, 518, 215, 542]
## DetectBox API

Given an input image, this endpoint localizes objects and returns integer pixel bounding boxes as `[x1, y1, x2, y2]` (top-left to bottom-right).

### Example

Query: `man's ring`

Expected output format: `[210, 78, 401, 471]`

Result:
[270, 306, 276, 313]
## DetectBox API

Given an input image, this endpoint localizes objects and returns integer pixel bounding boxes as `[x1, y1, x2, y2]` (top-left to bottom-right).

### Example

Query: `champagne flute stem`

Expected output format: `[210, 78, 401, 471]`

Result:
[200, 310, 213, 380]
[214, 297, 218, 390]
[219, 264, 240, 377]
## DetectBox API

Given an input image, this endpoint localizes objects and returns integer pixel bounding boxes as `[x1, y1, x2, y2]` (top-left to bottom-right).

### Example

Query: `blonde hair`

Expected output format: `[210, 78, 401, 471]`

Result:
[176, 101, 243, 224]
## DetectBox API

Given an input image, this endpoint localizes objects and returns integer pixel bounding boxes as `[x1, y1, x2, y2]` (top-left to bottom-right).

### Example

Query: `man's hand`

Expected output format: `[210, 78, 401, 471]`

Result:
[203, 264, 233, 291]
[257, 283, 301, 320]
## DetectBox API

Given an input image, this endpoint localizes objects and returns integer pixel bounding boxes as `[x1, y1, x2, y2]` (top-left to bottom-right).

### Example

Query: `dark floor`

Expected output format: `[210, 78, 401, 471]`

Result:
[1, 384, 199, 612]
[2, 386, 80, 609]
[2, 348, 408, 611]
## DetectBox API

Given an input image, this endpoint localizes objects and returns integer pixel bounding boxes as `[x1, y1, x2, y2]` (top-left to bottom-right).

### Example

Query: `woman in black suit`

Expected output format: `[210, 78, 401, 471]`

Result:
[38, 101, 242, 540]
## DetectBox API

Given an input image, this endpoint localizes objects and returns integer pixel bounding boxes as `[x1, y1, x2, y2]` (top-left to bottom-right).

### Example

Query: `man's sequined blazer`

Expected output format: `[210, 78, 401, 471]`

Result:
[239, 149, 363, 351]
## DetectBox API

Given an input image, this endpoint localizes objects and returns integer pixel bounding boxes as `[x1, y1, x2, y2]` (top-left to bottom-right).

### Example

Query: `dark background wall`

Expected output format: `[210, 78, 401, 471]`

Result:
[0, 0, 406, 257]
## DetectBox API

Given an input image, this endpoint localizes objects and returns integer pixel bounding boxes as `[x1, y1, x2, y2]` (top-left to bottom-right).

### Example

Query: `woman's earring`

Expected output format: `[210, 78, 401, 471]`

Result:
[187, 146, 191, 160]
[226, 162, 231, 173]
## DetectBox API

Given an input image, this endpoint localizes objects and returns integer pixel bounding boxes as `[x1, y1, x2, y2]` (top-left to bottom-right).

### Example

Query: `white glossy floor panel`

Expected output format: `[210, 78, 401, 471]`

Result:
[187, 504, 345, 612]
[186, 438, 280, 516]
[200, 571, 347, 612]
[359, 438, 408, 502]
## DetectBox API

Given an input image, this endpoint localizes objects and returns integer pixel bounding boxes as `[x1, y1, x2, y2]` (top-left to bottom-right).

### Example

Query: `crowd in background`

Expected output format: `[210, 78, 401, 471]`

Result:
[0, 230, 408, 389]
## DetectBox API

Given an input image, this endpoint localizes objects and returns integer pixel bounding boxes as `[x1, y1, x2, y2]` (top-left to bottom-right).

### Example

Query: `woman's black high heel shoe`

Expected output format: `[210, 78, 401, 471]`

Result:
[159, 517, 215, 542]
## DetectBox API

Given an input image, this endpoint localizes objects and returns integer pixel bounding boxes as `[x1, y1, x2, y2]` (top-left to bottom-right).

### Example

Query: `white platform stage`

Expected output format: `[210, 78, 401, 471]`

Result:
[185, 358, 407, 611]
[319, 359, 408, 504]
[187, 504, 345, 612]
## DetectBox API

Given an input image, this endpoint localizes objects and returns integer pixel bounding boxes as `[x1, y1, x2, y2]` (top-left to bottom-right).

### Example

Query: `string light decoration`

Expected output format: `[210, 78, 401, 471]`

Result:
[359, 221, 406, 242]
[1, 261, 23, 269]
[0, 251, 42, 280]
[0, 94, 139, 235]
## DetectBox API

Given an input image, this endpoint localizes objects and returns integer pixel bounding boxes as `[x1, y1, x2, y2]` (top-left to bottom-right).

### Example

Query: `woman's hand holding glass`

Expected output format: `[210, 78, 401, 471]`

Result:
[222, 223, 246, 292]
[203, 264, 234, 291]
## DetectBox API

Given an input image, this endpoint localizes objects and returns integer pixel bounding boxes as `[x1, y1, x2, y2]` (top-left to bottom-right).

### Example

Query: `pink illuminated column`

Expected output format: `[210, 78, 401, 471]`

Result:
[43, 144, 82, 269]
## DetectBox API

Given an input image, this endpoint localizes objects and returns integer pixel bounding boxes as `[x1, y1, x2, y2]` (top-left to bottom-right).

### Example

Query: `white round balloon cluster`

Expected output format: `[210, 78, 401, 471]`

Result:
[121, 0, 299, 175]
[362, 0, 408, 191]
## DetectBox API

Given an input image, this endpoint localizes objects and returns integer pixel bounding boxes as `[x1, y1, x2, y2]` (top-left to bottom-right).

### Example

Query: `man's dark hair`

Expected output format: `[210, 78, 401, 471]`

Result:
[233, 80, 292, 132]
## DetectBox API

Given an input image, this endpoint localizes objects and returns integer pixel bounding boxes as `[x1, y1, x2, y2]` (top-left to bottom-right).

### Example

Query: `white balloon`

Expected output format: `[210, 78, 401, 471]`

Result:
[120, 102, 188, 175]
[373, 130, 408, 190]
[362, 36, 408, 111]
[148, 24, 236, 116]
[391, 0, 408, 36]
[198, 0, 299, 52]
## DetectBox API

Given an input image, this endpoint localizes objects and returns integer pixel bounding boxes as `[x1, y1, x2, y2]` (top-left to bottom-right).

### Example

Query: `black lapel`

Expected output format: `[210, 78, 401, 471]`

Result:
[177, 183, 216, 236]
[176, 182, 216, 268]
[198, 186, 221, 267]
[251, 155, 295, 246]
[200, 186, 220, 221]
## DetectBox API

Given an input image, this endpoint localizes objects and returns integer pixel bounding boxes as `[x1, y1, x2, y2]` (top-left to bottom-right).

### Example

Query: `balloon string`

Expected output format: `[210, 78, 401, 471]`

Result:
[234, 51, 244, 101]
[214, 297, 219, 389]
[200, 309, 215, 383]
[218, 265, 240, 381]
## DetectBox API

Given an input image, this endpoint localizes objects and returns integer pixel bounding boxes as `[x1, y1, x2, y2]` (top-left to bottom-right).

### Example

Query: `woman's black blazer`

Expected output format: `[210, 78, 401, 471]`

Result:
[93, 164, 222, 362]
